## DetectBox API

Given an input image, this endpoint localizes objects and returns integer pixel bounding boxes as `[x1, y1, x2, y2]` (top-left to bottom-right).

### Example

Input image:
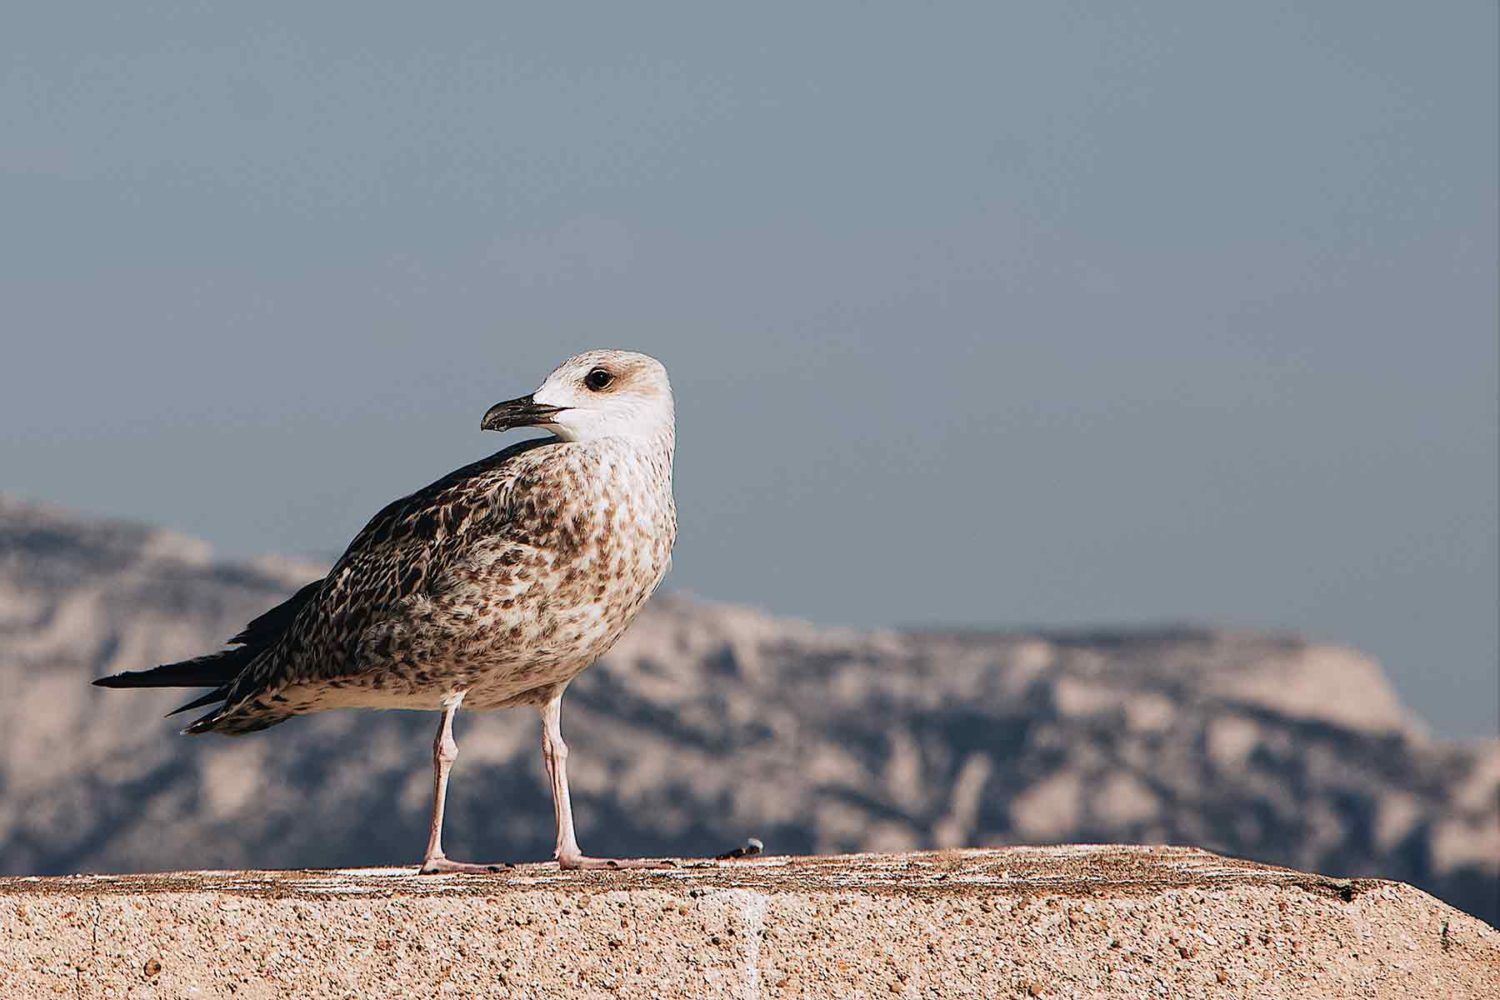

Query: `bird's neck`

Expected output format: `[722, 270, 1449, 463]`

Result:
[566, 429, 674, 479]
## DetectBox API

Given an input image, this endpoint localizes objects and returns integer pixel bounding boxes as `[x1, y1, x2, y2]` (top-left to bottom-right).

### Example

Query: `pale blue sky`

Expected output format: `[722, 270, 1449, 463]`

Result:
[2, 3, 1495, 735]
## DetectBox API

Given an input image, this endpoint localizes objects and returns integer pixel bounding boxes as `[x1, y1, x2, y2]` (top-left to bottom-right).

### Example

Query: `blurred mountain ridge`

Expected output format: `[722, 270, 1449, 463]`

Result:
[0, 495, 1494, 924]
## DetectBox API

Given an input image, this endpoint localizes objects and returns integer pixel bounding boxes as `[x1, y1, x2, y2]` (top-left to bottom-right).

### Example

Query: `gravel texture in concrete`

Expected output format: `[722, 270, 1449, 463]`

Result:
[1, 845, 1495, 998]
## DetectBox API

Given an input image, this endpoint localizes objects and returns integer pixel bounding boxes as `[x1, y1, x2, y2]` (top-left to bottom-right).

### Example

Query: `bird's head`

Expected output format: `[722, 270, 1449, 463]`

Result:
[482, 350, 674, 444]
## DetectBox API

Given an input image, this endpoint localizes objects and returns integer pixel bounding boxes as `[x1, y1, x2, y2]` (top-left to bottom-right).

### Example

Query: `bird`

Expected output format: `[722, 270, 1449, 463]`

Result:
[95, 350, 688, 872]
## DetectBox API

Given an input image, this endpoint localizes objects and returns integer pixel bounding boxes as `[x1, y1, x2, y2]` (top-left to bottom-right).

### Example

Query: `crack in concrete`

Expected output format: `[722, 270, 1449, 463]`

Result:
[725, 889, 768, 1000]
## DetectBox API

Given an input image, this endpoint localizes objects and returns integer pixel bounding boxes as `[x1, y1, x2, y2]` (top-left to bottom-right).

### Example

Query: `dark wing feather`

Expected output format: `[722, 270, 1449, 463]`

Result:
[229, 578, 325, 645]
[189, 438, 553, 731]
[94, 580, 324, 691]
[300, 441, 550, 667]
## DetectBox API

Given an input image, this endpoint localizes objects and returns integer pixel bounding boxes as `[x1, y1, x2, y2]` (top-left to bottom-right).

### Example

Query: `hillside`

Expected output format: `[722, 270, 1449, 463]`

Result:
[0, 496, 1494, 923]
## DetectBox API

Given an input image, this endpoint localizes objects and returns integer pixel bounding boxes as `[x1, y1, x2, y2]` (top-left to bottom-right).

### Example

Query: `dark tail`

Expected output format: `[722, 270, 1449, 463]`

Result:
[93, 647, 254, 690]
[93, 577, 325, 730]
[93, 648, 254, 720]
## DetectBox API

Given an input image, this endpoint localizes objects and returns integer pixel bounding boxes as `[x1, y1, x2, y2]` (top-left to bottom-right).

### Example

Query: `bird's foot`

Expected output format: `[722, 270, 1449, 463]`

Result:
[418, 855, 511, 875]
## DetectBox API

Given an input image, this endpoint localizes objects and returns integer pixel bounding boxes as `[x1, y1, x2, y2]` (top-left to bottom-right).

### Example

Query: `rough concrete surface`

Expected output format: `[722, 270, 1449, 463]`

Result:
[1, 846, 1495, 999]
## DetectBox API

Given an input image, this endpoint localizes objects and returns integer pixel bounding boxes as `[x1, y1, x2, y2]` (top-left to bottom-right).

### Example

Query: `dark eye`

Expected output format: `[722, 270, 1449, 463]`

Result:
[584, 368, 614, 391]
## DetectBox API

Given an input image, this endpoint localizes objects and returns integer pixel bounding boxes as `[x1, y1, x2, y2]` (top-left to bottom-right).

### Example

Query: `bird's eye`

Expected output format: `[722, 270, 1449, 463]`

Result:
[584, 368, 614, 391]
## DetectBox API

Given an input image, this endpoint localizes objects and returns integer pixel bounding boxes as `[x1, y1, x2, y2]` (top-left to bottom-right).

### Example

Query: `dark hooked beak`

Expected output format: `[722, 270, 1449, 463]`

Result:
[480, 395, 568, 432]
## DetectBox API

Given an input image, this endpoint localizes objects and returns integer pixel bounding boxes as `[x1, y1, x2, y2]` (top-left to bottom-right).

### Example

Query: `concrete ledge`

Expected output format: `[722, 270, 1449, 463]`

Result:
[2, 846, 1495, 998]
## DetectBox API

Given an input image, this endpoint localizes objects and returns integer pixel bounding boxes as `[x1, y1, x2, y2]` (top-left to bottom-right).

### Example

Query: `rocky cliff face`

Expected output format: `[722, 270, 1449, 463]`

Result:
[0, 496, 1494, 923]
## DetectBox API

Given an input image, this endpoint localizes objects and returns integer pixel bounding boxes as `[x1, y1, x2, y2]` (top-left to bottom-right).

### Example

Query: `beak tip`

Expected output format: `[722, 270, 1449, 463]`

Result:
[480, 395, 563, 434]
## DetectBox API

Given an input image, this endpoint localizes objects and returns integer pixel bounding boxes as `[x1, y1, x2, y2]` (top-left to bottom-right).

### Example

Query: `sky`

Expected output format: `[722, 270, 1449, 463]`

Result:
[2, 3, 1495, 736]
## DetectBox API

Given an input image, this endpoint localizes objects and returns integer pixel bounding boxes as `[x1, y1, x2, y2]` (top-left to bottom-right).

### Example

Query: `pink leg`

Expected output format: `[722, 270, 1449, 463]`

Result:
[540, 691, 675, 870]
[418, 693, 508, 874]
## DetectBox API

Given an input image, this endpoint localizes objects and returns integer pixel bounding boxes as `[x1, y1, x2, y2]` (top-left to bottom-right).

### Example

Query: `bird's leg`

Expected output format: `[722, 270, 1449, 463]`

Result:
[418, 692, 507, 875]
[541, 691, 675, 870]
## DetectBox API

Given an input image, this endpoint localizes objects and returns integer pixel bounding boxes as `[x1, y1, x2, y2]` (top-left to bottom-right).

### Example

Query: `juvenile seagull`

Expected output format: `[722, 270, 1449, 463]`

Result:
[97, 350, 683, 872]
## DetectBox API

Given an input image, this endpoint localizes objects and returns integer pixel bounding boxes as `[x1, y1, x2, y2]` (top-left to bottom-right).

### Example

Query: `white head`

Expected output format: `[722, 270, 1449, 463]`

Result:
[481, 350, 674, 445]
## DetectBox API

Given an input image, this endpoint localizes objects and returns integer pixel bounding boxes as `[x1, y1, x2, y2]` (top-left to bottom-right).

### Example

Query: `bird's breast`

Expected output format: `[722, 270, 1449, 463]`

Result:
[464, 444, 675, 691]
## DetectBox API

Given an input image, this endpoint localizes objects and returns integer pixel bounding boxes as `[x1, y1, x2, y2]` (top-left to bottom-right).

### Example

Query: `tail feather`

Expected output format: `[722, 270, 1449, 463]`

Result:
[93, 576, 325, 737]
[93, 647, 255, 689]
[165, 686, 231, 717]
[183, 707, 289, 735]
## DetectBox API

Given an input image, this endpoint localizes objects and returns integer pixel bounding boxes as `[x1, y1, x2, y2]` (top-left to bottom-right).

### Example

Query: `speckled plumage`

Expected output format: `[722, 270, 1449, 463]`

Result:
[99, 350, 693, 871]
[185, 429, 674, 734]
[101, 351, 678, 732]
